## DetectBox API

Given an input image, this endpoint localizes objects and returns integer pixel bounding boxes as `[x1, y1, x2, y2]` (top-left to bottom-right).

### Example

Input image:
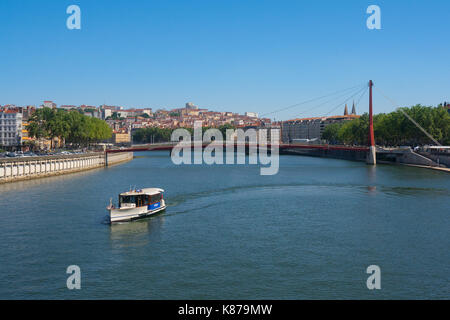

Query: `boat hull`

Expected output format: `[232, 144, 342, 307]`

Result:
[108, 200, 166, 223]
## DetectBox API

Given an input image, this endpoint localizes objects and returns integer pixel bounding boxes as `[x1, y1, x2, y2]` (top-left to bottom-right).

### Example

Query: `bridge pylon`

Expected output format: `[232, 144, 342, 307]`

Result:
[367, 80, 376, 165]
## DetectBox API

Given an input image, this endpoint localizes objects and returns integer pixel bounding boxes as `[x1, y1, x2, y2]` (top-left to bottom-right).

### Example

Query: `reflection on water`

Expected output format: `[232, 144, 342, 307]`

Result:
[380, 186, 450, 197]
[366, 166, 377, 184]
[109, 215, 165, 247]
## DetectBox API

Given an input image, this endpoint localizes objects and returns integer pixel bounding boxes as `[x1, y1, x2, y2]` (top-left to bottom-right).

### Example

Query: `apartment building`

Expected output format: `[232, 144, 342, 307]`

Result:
[281, 105, 360, 143]
[0, 110, 23, 147]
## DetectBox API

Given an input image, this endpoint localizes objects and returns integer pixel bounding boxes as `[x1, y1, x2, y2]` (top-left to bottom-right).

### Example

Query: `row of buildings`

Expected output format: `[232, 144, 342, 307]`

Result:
[0, 106, 36, 148]
[107, 103, 271, 144]
[3, 100, 448, 149]
[0, 101, 269, 148]
[0, 100, 360, 148]
[281, 103, 359, 143]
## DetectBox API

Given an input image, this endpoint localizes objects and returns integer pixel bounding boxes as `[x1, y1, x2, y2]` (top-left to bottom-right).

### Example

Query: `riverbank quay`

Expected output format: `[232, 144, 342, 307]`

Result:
[0, 152, 133, 184]
[280, 145, 368, 162]
[401, 163, 450, 173]
[281, 144, 449, 169]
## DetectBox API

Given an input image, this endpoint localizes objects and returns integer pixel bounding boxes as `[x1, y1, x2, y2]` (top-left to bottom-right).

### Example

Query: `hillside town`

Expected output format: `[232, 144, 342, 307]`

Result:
[1, 100, 449, 152]
[0, 101, 272, 150]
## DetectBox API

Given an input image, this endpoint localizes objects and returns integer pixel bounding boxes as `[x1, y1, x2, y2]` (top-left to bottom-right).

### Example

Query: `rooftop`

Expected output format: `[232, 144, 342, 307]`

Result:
[120, 188, 164, 196]
[284, 114, 360, 123]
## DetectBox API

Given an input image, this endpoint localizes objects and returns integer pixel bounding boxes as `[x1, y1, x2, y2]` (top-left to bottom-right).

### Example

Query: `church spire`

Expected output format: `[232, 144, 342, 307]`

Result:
[351, 101, 356, 115]
[344, 104, 348, 115]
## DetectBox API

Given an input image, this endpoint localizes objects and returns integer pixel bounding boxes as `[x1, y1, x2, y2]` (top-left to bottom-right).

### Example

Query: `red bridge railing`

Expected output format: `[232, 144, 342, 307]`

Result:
[106, 143, 369, 153]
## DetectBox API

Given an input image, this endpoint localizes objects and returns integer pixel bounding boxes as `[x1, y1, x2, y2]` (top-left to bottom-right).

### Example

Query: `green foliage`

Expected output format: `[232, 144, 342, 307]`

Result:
[132, 124, 236, 143]
[321, 122, 343, 144]
[106, 112, 125, 120]
[324, 105, 450, 146]
[218, 124, 236, 138]
[28, 108, 112, 148]
[132, 127, 173, 143]
[337, 114, 369, 145]
[82, 108, 97, 114]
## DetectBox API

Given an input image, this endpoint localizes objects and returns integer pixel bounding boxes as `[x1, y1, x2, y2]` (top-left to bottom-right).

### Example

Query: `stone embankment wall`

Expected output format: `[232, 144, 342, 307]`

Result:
[0, 152, 133, 183]
[281, 147, 368, 162]
[416, 151, 450, 167]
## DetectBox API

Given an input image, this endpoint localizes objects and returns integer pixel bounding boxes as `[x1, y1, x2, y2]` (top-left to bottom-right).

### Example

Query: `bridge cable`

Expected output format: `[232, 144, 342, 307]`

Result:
[290, 85, 368, 119]
[323, 86, 368, 117]
[260, 82, 367, 117]
[374, 86, 442, 146]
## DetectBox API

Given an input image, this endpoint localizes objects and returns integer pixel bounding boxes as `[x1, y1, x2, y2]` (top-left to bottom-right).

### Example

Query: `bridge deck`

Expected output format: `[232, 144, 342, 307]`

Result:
[106, 143, 369, 153]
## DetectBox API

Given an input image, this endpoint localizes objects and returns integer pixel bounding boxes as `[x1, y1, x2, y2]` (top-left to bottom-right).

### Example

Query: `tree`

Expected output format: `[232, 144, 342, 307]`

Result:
[327, 105, 450, 146]
[107, 112, 125, 120]
[322, 123, 343, 144]
[28, 108, 112, 149]
[49, 109, 70, 147]
[133, 127, 181, 143]
[218, 124, 235, 138]
[28, 107, 55, 148]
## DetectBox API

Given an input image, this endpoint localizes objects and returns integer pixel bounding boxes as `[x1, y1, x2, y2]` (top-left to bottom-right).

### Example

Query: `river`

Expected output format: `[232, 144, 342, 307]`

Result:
[0, 151, 448, 299]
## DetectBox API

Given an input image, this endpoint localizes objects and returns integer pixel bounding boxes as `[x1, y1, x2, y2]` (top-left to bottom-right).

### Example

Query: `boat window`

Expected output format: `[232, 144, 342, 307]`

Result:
[136, 195, 146, 207]
[120, 195, 136, 204]
[151, 193, 162, 203]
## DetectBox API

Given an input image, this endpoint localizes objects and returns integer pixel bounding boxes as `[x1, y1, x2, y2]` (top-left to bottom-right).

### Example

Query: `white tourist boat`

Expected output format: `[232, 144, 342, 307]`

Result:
[107, 188, 166, 223]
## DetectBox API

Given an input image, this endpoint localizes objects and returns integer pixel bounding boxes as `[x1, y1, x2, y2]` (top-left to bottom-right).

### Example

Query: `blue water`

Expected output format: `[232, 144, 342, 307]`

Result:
[0, 152, 448, 299]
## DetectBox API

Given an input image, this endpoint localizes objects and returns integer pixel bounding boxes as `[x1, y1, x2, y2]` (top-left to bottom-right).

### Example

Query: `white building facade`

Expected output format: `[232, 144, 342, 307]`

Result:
[0, 111, 23, 147]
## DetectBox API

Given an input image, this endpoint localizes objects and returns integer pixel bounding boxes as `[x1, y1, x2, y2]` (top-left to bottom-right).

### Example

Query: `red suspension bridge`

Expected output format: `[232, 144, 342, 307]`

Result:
[106, 80, 447, 168]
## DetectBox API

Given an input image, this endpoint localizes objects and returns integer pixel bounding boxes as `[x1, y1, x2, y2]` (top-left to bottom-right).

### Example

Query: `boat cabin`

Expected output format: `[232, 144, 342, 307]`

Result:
[119, 188, 164, 208]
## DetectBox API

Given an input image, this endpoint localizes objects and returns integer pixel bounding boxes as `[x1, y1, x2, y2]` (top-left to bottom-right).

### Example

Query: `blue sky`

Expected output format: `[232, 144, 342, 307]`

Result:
[0, 0, 449, 120]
